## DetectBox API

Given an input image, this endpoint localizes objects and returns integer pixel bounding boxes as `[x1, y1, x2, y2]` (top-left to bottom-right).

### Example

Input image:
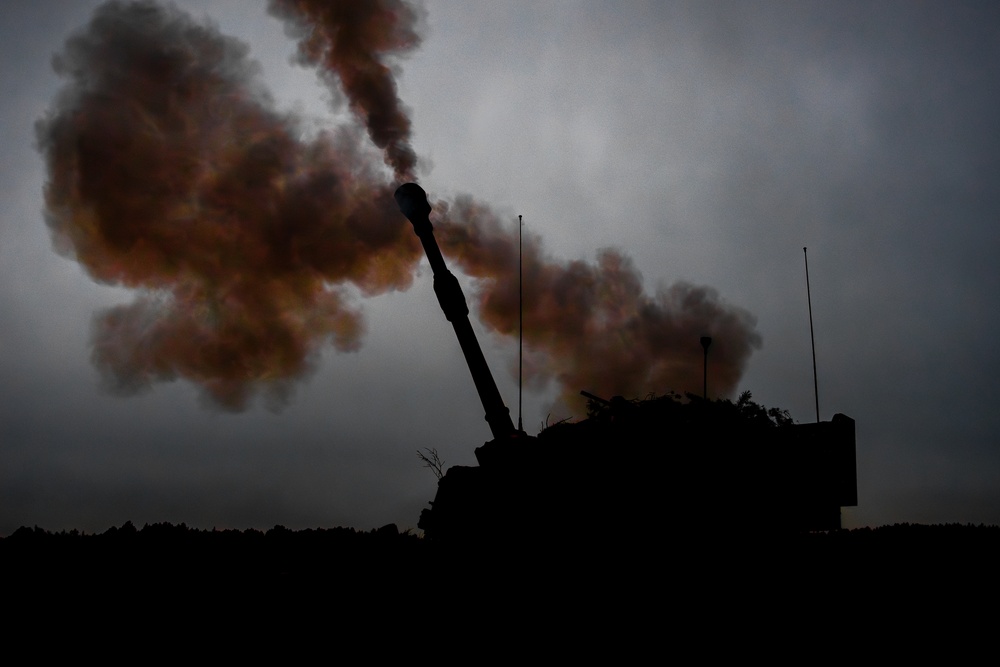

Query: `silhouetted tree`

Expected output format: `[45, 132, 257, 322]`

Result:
[417, 447, 445, 480]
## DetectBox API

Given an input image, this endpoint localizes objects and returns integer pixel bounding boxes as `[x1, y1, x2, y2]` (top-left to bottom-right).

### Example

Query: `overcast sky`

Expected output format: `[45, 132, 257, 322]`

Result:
[2, 0, 999, 535]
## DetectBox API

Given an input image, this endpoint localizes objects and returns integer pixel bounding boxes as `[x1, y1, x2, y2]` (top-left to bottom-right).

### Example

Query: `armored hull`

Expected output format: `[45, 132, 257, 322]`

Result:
[419, 396, 857, 542]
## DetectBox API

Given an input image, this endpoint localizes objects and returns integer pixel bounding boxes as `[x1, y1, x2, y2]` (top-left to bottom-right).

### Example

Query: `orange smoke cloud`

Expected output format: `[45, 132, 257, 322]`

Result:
[37, 0, 761, 413]
[37, 0, 422, 409]
[270, 0, 421, 181]
[434, 197, 762, 410]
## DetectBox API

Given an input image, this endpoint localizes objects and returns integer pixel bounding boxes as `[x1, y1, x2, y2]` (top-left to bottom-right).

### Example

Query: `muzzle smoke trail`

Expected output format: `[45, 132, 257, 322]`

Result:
[37, 0, 760, 413]
[433, 197, 761, 410]
[270, 0, 421, 181]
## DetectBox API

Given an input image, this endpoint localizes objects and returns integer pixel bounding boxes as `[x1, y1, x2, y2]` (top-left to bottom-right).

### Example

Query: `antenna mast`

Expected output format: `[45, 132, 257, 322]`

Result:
[518, 213, 523, 433]
[804, 247, 820, 422]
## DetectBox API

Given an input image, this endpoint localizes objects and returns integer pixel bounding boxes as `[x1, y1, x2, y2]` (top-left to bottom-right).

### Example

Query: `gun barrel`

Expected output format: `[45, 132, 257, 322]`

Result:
[580, 390, 611, 405]
[394, 183, 516, 441]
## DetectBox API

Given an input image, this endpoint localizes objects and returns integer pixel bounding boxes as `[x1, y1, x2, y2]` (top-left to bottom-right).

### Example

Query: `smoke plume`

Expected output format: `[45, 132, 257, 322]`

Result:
[37, 0, 761, 413]
[270, 0, 421, 181]
[37, 0, 422, 409]
[435, 198, 761, 410]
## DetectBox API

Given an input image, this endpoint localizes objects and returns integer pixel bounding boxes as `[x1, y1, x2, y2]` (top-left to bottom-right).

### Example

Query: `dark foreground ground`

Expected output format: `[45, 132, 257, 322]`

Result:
[5, 521, 997, 584]
[4, 521, 997, 642]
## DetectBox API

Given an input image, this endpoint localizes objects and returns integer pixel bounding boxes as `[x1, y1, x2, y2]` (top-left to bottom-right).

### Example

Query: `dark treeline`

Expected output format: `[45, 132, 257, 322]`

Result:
[4, 521, 998, 574]
[4, 521, 999, 630]
[1, 521, 427, 581]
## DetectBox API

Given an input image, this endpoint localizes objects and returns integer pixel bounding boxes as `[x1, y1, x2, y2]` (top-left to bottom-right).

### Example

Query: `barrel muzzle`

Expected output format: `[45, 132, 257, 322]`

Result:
[394, 183, 432, 231]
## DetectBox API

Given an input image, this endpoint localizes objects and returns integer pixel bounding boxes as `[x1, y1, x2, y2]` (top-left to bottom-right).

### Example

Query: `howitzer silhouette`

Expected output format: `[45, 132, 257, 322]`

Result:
[394, 184, 857, 543]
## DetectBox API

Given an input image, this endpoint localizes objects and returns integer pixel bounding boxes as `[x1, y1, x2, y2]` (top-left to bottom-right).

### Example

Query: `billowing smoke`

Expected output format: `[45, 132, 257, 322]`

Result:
[36, 0, 422, 409]
[270, 0, 420, 181]
[434, 197, 761, 410]
[37, 0, 761, 413]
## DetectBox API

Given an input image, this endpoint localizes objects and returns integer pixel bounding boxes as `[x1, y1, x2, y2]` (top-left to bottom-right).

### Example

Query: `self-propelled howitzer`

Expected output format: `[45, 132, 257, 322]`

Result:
[396, 184, 857, 544]
[394, 183, 516, 441]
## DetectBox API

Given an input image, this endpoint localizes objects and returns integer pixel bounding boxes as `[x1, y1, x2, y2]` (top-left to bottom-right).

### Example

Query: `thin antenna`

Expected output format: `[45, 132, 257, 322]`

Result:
[518, 214, 523, 433]
[700, 336, 712, 400]
[804, 247, 820, 422]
